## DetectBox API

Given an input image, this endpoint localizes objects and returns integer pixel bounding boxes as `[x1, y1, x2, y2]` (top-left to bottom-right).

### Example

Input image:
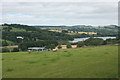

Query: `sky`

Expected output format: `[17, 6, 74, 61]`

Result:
[1, 0, 119, 26]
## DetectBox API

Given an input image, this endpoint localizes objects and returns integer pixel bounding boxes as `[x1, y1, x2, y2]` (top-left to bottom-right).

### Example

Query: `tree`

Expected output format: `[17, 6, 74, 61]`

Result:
[12, 48, 19, 52]
[66, 43, 72, 48]
[105, 39, 118, 44]
[58, 45, 62, 49]
[2, 48, 10, 53]
[46, 44, 56, 50]
[62, 30, 68, 33]
[84, 38, 104, 46]
[2, 41, 9, 46]
[77, 41, 84, 47]
[19, 43, 28, 51]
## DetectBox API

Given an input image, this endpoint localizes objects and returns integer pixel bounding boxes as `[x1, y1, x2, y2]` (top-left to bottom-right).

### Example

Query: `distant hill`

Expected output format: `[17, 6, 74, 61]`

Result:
[32, 25, 92, 27]
[32, 25, 68, 27]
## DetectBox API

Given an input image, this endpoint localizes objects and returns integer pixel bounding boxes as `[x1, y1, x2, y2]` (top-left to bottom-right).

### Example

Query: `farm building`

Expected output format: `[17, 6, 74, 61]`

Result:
[28, 47, 48, 51]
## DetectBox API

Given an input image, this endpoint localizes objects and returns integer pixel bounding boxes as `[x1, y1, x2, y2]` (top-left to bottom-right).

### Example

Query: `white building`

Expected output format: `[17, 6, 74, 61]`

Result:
[28, 47, 48, 51]
[17, 36, 24, 39]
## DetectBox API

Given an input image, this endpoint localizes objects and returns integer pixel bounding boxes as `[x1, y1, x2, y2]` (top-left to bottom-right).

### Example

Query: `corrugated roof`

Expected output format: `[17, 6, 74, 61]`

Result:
[28, 47, 46, 49]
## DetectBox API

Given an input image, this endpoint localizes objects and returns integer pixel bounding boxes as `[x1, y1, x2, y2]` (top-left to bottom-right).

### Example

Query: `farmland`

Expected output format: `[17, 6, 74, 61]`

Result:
[2, 45, 118, 78]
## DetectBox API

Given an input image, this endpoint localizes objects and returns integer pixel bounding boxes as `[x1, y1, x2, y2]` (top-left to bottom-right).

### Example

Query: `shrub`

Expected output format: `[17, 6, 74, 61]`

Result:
[105, 39, 118, 44]
[77, 41, 84, 47]
[66, 44, 72, 48]
[2, 48, 10, 53]
[12, 48, 19, 52]
[84, 38, 104, 46]
[46, 44, 56, 50]
[58, 45, 62, 49]
[2, 41, 9, 46]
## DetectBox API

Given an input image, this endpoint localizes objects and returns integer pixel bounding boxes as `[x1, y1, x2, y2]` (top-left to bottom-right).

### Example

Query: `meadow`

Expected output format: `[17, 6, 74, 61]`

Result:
[2, 45, 118, 78]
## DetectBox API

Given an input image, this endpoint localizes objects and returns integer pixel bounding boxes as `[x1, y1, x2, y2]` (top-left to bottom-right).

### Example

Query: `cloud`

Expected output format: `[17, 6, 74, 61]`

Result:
[2, 0, 119, 2]
[2, 2, 118, 25]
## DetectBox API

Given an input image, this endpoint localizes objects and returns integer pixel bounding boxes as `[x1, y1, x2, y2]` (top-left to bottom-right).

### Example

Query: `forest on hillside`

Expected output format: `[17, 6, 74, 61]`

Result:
[1, 23, 120, 52]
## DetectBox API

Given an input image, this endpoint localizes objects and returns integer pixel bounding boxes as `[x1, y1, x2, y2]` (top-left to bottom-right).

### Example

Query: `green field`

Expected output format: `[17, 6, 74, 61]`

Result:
[2, 45, 118, 78]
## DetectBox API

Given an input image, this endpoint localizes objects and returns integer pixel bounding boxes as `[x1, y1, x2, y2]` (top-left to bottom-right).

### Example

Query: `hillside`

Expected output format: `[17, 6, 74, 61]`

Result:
[2, 24, 119, 45]
[2, 45, 118, 78]
[2, 24, 74, 46]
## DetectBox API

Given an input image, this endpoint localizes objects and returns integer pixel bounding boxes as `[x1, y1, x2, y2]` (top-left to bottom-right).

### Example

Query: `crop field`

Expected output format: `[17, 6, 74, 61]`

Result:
[2, 45, 118, 78]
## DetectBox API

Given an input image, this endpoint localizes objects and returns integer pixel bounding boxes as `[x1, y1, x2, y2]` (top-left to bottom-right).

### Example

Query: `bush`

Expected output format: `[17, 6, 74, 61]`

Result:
[84, 38, 104, 46]
[2, 41, 9, 46]
[77, 41, 84, 47]
[66, 44, 72, 48]
[46, 44, 56, 50]
[2, 48, 10, 53]
[105, 39, 118, 44]
[58, 45, 62, 49]
[12, 48, 19, 52]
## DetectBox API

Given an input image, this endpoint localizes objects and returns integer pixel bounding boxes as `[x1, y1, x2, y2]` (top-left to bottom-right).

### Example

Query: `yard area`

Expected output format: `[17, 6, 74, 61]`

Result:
[2, 45, 118, 78]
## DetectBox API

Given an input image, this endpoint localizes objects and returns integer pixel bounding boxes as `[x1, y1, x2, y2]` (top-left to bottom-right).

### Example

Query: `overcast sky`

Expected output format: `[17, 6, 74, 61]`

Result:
[2, 1, 118, 26]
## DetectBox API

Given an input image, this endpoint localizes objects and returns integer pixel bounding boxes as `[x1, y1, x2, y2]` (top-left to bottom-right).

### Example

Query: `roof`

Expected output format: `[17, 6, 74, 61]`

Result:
[28, 47, 46, 50]
[17, 36, 24, 39]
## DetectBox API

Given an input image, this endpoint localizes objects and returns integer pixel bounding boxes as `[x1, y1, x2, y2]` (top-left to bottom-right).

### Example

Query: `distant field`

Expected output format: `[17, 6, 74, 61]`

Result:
[2, 45, 118, 78]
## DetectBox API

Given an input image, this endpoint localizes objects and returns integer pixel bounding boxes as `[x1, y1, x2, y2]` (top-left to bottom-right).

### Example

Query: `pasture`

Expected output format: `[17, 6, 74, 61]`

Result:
[2, 45, 118, 78]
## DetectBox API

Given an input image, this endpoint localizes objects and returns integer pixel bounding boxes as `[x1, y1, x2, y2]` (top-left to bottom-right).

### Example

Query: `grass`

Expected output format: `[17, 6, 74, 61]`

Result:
[10, 28, 26, 32]
[2, 45, 118, 78]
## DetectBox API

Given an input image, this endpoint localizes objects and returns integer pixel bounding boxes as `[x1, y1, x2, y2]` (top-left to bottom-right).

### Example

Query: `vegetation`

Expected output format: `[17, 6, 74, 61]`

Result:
[57, 45, 62, 49]
[2, 23, 74, 45]
[2, 48, 10, 53]
[1, 23, 119, 78]
[1, 23, 119, 52]
[45, 44, 56, 50]
[105, 39, 118, 44]
[68, 26, 118, 37]
[84, 38, 104, 46]
[18, 40, 58, 51]
[12, 48, 19, 52]
[2, 45, 118, 78]
[66, 43, 72, 48]
[1, 40, 15, 46]
[77, 41, 85, 47]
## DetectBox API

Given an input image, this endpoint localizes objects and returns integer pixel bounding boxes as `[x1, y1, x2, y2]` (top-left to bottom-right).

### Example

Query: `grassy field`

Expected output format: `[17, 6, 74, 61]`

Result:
[2, 45, 118, 78]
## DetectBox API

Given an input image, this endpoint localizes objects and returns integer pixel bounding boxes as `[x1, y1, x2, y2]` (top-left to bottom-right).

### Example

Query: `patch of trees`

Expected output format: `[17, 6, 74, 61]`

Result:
[76, 38, 119, 47]
[68, 27, 118, 37]
[2, 47, 19, 53]
[2, 23, 36, 31]
[18, 40, 58, 51]
[72, 34, 94, 38]
[103, 39, 118, 45]
[84, 38, 104, 46]
[2, 48, 10, 53]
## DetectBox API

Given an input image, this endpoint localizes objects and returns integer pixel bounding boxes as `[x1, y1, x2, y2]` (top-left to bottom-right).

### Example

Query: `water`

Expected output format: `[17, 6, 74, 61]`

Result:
[69, 37, 116, 43]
